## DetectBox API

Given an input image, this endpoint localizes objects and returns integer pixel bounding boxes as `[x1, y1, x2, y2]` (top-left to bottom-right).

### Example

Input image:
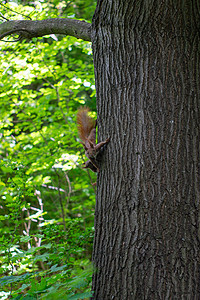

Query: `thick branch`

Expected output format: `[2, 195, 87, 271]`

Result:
[0, 18, 91, 42]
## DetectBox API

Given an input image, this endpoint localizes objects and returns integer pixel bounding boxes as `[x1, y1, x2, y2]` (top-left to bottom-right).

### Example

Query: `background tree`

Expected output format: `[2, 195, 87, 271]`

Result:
[1, 0, 200, 299]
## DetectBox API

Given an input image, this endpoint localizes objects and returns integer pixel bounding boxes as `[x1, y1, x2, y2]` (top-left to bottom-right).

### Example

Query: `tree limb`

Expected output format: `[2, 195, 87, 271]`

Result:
[0, 18, 91, 42]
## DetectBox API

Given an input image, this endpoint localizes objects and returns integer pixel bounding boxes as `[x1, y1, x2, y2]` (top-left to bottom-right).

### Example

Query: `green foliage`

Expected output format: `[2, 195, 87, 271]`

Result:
[0, 0, 96, 298]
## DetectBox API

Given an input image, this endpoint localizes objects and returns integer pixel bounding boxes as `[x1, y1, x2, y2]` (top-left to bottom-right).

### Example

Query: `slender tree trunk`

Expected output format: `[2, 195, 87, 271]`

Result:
[91, 0, 200, 299]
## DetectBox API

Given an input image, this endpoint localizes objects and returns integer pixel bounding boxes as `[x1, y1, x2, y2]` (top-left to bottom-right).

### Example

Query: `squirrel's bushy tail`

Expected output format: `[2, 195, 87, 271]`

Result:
[77, 107, 96, 143]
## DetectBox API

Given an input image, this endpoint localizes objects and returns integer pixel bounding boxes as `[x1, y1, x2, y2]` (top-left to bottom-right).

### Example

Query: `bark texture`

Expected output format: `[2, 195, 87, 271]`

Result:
[91, 0, 200, 299]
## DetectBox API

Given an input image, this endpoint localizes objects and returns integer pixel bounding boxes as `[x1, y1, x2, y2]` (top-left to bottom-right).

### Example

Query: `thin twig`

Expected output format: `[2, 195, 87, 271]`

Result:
[53, 168, 67, 231]
[64, 171, 72, 210]
[0, 12, 9, 21]
[0, 3, 32, 20]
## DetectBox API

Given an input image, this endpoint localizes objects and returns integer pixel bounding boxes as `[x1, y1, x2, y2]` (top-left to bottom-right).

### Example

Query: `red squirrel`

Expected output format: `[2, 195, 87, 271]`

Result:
[77, 107, 110, 172]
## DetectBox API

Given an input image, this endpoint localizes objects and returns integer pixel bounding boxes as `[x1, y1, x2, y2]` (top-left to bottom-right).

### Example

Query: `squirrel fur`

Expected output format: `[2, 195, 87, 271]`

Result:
[77, 107, 110, 172]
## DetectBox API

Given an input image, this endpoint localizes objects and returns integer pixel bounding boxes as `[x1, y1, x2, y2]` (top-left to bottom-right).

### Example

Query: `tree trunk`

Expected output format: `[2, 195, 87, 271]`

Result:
[91, 0, 200, 299]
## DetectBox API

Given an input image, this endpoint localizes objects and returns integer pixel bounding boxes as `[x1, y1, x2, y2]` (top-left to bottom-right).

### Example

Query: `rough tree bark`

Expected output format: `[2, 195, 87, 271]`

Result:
[92, 0, 200, 299]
